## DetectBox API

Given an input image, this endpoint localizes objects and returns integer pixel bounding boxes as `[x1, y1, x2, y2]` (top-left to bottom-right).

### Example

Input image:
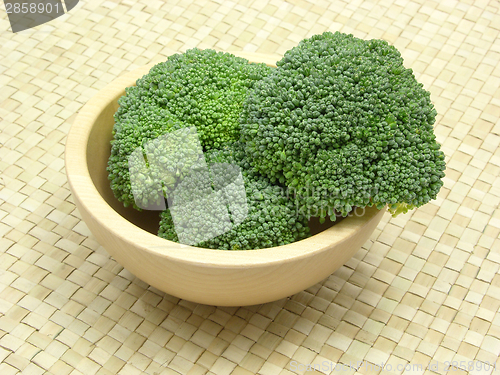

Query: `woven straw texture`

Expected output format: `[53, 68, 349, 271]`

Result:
[1, 0, 500, 374]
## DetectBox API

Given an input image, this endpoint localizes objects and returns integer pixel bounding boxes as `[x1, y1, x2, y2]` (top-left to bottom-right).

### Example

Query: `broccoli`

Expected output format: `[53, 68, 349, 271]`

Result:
[107, 48, 272, 210]
[108, 36, 446, 251]
[239, 31, 446, 220]
[158, 143, 311, 250]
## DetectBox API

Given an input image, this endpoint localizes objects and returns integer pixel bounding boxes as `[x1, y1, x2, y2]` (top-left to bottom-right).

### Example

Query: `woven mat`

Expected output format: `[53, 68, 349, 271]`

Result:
[1, 0, 500, 374]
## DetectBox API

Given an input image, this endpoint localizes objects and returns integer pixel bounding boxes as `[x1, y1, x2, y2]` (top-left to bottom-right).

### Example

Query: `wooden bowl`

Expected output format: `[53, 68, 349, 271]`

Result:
[65, 53, 385, 306]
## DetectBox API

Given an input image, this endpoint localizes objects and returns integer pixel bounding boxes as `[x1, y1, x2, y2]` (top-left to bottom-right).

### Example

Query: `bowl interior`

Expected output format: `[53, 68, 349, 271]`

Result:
[85, 86, 343, 238]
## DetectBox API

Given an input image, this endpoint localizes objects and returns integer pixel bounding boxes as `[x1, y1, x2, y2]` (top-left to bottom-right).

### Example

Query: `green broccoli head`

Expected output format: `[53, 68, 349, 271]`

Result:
[107, 48, 272, 210]
[158, 143, 311, 250]
[239, 31, 446, 218]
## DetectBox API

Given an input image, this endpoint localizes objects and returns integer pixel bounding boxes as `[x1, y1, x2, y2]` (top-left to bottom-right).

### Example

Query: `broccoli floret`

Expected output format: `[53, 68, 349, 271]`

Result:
[107, 48, 272, 210]
[158, 143, 311, 250]
[239, 31, 446, 219]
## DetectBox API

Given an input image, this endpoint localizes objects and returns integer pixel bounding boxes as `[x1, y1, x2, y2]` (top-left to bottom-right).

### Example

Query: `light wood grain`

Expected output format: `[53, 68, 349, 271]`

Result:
[65, 56, 385, 306]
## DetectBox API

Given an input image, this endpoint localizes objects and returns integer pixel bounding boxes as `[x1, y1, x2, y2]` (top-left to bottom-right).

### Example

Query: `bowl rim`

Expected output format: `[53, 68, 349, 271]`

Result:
[65, 52, 384, 269]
